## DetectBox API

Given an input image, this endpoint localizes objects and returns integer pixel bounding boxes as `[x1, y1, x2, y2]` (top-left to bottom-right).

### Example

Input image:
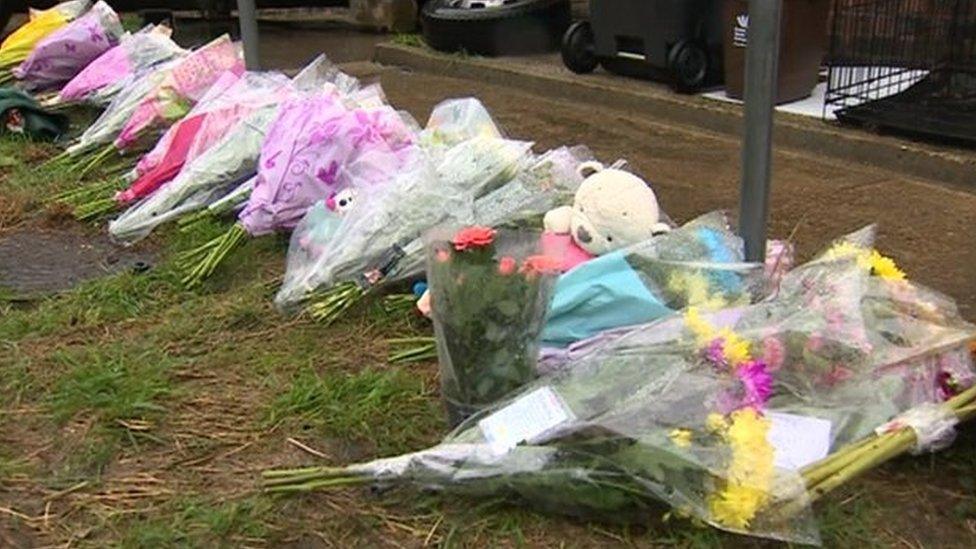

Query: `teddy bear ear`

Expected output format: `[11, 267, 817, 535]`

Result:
[577, 161, 604, 179]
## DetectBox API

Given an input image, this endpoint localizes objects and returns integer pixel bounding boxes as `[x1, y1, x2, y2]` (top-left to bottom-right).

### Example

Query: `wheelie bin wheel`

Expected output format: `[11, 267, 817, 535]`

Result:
[561, 20, 598, 74]
[667, 39, 709, 93]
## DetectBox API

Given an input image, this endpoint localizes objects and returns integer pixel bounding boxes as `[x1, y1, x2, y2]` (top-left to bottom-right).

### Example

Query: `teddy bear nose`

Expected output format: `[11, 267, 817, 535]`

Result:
[576, 226, 593, 244]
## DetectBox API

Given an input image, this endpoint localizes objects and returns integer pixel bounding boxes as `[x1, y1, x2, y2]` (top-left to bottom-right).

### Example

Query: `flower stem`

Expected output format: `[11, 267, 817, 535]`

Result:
[179, 223, 249, 288]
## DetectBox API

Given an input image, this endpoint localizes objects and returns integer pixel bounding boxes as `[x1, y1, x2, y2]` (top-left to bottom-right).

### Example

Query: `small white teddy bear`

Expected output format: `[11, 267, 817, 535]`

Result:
[544, 161, 670, 256]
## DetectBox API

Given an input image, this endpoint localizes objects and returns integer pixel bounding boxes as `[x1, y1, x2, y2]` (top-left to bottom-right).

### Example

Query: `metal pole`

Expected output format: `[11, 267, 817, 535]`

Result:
[738, 0, 783, 263]
[236, 0, 260, 70]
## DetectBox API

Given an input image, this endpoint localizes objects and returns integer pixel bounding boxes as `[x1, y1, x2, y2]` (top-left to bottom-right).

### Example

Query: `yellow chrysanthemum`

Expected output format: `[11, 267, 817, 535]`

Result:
[717, 328, 751, 367]
[867, 250, 906, 281]
[669, 428, 693, 448]
[669, 272, 727, 311]
[684, 307, 715, 345]
[708, 484, 768, 529]
[706, 413, 729, 433]
[708, 409, 774, 529]
[823, 241, 864, 261]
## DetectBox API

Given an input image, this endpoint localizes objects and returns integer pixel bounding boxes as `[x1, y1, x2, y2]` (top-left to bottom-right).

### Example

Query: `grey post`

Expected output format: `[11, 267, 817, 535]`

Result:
[236, 0, 260, 70]
[738, 0, 783, 262]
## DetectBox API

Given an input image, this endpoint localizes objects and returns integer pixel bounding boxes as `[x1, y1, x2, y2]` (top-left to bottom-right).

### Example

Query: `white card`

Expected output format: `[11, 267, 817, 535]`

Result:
[478, 386, 574, 455]
[766, 412, 833, 470]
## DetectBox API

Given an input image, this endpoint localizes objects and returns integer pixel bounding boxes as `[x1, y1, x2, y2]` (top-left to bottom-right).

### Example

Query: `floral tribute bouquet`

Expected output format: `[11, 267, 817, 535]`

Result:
[112, 34, 244, 153]
[541, 211, 770, 350]
[56, 24, 183, 106]
[275, 140, 592, 325]
[0, 1, 91, 84]
[106, 56, 360, 243]
[264, 226, 976, 544]
[427, 226, 564, 425]
[63, 70, 294, 220]
[176, 87, 418, 287]
[12, 1, 123, 92]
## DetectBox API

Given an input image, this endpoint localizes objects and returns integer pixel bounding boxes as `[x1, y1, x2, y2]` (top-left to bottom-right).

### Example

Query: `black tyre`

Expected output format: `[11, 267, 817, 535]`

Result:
[0, 3, 13, 39]
[561, 20, 597, 74]
[421, 0, 572, 56]
[667, 39, 709, 93]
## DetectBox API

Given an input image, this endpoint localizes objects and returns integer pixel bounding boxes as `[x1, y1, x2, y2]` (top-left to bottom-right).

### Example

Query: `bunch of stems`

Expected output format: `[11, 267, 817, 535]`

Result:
[801, 384, 976, 500]
[305, 282, 366, 325]
[177, 223, 248, 288]
[387, 336, 437, 364]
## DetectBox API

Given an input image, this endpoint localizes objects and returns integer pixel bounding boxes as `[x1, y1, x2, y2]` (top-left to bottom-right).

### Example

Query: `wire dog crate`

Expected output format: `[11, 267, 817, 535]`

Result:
[825, 0, 976, 144]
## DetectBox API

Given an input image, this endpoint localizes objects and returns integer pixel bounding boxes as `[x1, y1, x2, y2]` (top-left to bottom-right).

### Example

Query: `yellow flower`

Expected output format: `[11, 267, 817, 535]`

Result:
[669, 428, 693, 448]
[706, 413, 729, 433]
[717, 328, 751, 367]
[868, 250, 906, 281]
[708, 484, 768, 529]
[670, 272, 727, 310]
[708, 409, 774, 529]
[684, 307, 715, 345]
[823, 241, 864, 261]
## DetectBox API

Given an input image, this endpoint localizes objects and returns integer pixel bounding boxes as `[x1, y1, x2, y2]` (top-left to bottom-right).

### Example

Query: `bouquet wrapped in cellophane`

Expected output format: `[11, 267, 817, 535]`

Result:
[264, 226, 976, 545]
[541, 211, 771, 351]
[63, 70, 294, 220]
[112, 34, 244, 153]
[176, 84, 420, 287]
[12, 1, 123, 92]
[108, 57, 362, 243]
[56, 24, 183, 106]
[0, 1, 91, 81]
[275, 132, 597, 321]
[427, 226, 565, 425]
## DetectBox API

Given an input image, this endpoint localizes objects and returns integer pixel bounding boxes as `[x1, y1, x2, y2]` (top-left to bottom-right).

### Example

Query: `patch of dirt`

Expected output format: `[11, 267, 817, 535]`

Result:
[0, 221, 157, 298]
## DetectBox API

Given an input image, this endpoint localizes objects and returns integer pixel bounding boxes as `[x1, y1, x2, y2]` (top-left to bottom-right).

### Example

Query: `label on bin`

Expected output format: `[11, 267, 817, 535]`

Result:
[734, 14, 749, 48]
[479, 386, 575, 455]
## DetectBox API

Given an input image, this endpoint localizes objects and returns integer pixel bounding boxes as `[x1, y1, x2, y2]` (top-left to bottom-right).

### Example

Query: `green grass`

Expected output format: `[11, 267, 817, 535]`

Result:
[118, 498, 270, 548]
[48, 345, 175, 426]
[268, 366, 440, 454]
[391, 33, 425, 48]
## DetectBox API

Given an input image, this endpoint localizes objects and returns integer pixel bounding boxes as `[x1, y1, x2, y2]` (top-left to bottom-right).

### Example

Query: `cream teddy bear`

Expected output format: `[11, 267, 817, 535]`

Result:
[544, 161, 670, 256]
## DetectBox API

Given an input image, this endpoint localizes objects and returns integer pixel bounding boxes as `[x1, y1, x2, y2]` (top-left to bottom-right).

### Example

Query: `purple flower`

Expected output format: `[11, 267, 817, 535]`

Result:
[736, 360, 773, 408]
[65, 43, 77, 53]
[704, 338, 728, 369]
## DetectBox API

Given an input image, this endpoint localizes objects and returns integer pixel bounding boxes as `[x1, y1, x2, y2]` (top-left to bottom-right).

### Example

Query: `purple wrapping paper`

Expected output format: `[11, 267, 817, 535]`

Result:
[238, 95, 415, 237]
[14, 1, 123, 92]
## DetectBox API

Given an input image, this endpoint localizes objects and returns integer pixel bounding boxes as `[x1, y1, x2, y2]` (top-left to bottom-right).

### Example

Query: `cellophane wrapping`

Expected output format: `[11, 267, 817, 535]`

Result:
[113, 34, 244, 151]
[58, 24, 184, 105]
[308, 228, 975, 545]
[66, 57, 178, 157]
[427, 227, 563, 425]
[541, 211, 767, 350]
[0, 1, 91, 70]
[118, 70, 294, 205]
[274, 131, 534, 311]
[14, 1, 123, 92]
[108, 59, 361, 243]
[237, 92, 417, 237]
